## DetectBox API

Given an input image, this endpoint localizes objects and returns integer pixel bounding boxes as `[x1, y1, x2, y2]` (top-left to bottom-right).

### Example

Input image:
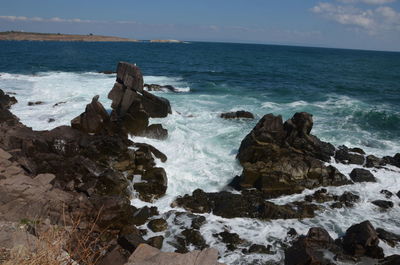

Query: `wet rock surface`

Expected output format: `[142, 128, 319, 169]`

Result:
[349, 168, 376, 183]
[144, 83, 177, 92]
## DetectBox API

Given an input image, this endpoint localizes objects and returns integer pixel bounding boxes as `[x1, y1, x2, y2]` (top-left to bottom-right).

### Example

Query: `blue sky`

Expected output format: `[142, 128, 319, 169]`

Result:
[1, 0, 400, 51]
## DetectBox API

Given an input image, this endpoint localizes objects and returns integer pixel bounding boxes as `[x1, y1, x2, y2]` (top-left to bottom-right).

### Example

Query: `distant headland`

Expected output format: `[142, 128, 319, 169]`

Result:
[0, 31, 184, 43]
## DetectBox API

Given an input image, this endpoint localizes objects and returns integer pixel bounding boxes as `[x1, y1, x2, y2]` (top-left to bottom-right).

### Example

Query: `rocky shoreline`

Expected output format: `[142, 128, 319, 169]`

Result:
[0, 62, 399, 264]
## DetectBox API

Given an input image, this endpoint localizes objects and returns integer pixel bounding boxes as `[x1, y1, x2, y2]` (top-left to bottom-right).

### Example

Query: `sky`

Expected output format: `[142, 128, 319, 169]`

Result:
[0, 0, 400, 51]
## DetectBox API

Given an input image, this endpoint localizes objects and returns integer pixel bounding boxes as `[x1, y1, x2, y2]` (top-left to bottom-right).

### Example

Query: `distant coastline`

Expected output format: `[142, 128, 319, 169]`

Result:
[0, 31, 185, 43]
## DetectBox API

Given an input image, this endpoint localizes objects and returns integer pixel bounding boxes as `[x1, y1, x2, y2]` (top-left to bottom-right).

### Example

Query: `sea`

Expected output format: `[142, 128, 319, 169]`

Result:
[1, 41, 399, 264]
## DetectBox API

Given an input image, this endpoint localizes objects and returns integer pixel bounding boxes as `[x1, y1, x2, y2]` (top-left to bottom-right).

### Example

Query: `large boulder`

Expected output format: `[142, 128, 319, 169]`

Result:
[349, 168, 376, 183]
[285, 227, 339, 265]
[342, 221, 384, 259]
[236, 112, 351, 198]
[220, 110, 254, 119]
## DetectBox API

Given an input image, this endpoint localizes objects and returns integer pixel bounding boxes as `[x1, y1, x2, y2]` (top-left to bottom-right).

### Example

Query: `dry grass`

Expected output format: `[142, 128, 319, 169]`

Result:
[3, 208, 109, 265]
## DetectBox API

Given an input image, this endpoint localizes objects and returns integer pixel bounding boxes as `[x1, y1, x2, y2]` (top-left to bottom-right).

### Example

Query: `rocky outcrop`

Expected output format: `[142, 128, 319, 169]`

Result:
[144, 84, 177, 92]
[220, 110, 254, 119]
[173, 189, 316, 220]
[342, 221, 384, 259]
[125, 243, 224, 265]
[235, 112, 351, 198]
[349, 168, 376, 183]
[107, 62, 171, 137]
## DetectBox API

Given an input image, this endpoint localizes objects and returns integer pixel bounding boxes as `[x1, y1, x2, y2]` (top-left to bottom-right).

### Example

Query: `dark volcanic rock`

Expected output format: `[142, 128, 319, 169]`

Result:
[28, 101, 44, 106]
[376, 228, 400, 247]
[117, 232, 146, 253]
[132, 206, 159, 226]
[248, 244, 274, 254]
[371, 200, 394, 209]
[214, 231, 244, 250]
[147, 235, 164, 249]
[220, 110, 255, 119]
[176, 229, 208, 251]
[366, 155, 384, 168]
[0, 90, 17, 109]
[144, 83, 177, 92]
[235, 112, 350, 198]
[342, 221, 384, 259]
[380, 190, 393, 199]
[142, 124, 168, 140]
[285, 227, 338, 265]
[349, 168, 376, 183]
[133, 167, 168, 202]
[379, 255, 400, 265]
[173, 189, 316, 220]
[383, 153, 400, 168]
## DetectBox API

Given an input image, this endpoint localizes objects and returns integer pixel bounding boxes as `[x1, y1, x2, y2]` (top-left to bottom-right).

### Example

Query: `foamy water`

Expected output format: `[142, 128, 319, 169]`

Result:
[1, 71, 400, 264]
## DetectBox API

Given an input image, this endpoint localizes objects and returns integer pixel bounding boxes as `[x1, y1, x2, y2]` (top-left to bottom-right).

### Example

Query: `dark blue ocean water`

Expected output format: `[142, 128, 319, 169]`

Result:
[1, 41, 400, 263]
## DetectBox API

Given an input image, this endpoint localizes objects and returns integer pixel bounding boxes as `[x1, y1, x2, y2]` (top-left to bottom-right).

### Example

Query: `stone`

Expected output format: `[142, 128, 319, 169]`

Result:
[220, 111, 254, 119]
[117, 232, 146, 253]
[335, 146, 365, 165]
[126, 243, 221, 265]
[376, 228, 400, 247]
[144, 84, 177, 92]
[147, 218, 168, 232]
[380, 190, 393, 199]
[147, 236, 164, 249]
[342, 221, 384, 259]
[116, 62, 144, 93]
[191, 215, 206, 230]
[366, 155, 384, 168]
[28, 101, 44, 106]
[349, 168, 376, 183]
[132, 207, 159, 226]
[372, 200, 394, 209]
[214, 231, 244, 251]
[248, 244, 274, 254]
[143, 124, 168, 140]
[133, 168, 168, 202]
[141, 90, 172, 118]
[379, 255, 400, 265]
[181, 229, 208, 250]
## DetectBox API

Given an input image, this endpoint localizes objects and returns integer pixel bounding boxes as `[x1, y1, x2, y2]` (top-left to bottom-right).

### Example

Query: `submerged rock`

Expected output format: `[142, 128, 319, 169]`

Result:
[235, 112, 351, 198]
[335, 145, 365, 165]
[376, 228, 400, 247]
[371, 200, 394, 209]
[220, 110, 254, 119]
[28, 101, 44, 106]
[144, 83, 177, 92]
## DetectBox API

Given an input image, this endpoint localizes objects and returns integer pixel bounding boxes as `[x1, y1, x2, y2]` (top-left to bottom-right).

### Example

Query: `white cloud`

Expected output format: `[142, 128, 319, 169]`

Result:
[0, 15, 97, 23]
[337, 0, 396, 4]
[311, 2, 400, 33]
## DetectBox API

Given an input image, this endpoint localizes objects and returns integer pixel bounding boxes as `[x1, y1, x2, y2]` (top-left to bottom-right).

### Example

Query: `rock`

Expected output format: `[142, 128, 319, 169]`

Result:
[147, 236, 164, 249]
[133, 143, 167, 163]
[132, 206, 159, 226]
[349, 168, 376, 183]
[71, 95, 110, 134]
[236, 112, 350, 198]
[142, 124, 168, 140]
[117, 232, 146, 253]
[372, 200, 394, 209]
[335, 146, 365, 165]
[376, 228, 400, 247]
[349, 147, 365, 155]
[248, 244, 274, 254]
[342, 220, 384, 259]
[284, 227, 338, 265]
[191, 215, 206, 230]
[126, 243, 222, 265]
[53, 101, 66, 107]
[133, 168, 168, 202]
[141, 90, 172, 118]
[144, 84, 177, 92]
[28, 101, 44, 106]
[366, 155, 384, 168]
[47, 118, 55, 123]
[380, 190, 393, 199]
[397, 191, 400, 199]
[181, 229, 208, 250]
[220, 111, 254, 119]
[116, 62, 144, 93]
[147, 218, 168, 232]
[383, 153, 400, 168]
[99, 70, 116, 74]
[379, 255, 400, 265]
[173, 189, 316, 220]
[0, 90, 17, 109]
[214, 231, 244, 250]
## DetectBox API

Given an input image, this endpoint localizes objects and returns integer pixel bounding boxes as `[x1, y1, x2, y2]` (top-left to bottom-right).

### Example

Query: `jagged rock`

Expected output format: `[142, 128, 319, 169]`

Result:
[53, 101, 66, 107]
[349, 168, 376, 183]
[304, 189, 360, 208]
[142, 124, 168, 140]
[133, 168, 168, 202]
[99, 70, 115, 74]
[372, 200, 394, 209]
[117, 232, 146, 253]
[349, 147, 365, 155]
[173, 189, 316, 220]
[116, 62, 144, 93]
[220, 110, 254, 119]
[235, 112, 350, 198]
[376, 228, 400, 247]
[380, 190, 393, 199]
[335, 146, 365, 165]
[383, 153, 400, 168]
[191, 215, 206, 230]
[71, 95, 110, 134]
[284, 227, 338, 265]
[133, 143, 167, 162]
[0, 90, 17, 109]
[47, 118, 55, 123]
[132, 206, 159, 226]
[147, 236, 164, 249]
[147, 218, 168, 232]
[342, 221, 384, 259]
[126, 243, 223, 265]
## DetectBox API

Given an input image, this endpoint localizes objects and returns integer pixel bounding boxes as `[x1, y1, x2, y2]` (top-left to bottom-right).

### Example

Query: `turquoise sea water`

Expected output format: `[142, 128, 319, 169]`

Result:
[1, 41, 400, 263]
